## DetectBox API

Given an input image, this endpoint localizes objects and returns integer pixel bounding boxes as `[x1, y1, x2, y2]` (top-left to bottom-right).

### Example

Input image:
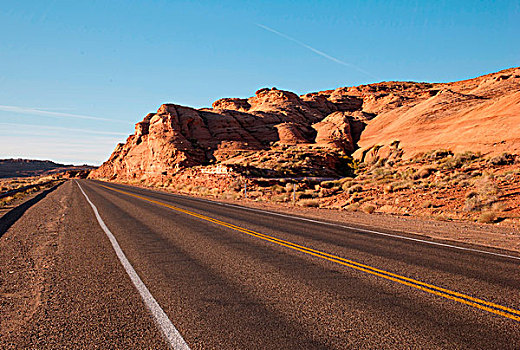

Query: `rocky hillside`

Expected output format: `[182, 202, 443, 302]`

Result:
[90, 67, 520, 184]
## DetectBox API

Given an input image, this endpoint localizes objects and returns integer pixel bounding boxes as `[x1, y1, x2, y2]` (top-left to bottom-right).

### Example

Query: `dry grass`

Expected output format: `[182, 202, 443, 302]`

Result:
[477, 211, 497, 224]
[421, 200, 434, 208]
[0, 176, 58, 208]
[383, 183, 393, 194]
[347, 184, 363, 194]
[298, 199, 320, 207]
[488, 152, 516, 166]
[272, 194, 289, 202]
[413, 167, 435, 179]
[362, 204, 376, 214]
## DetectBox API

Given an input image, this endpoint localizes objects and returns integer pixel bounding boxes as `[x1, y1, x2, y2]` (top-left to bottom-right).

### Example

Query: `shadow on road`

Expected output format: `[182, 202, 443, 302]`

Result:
[0, 183, 62, 238]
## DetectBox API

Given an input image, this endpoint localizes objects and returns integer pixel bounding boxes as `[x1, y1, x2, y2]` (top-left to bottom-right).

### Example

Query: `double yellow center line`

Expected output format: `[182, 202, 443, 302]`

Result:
[101, 184, 520, 322]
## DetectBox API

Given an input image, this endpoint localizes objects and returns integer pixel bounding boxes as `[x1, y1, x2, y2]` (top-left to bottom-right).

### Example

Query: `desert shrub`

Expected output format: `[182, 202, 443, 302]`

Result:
[459, 151, 481, 160]
[465, 190, 478, 199]
[299, 189, 318, 199]
[477, 211, 497, 224]
[440, 152, 479, 170]
[450, 171, 469, 180]
[319, 187, 340, 198]
[272, 194, 289, 202]
[298, 199, 320, 207]
[338, 176, 354, 183]
[371, 167, 386, 177]
[392, 180, 412, 191]
[491, 201, 507, 211]
[459, 180, 472, 187]
[369, 158, 386, 168]
[230, 179, 242, 191]
[399, 167, 416, 180]
[503, 173, 515, 182]
[448, 179, 459, 186]
[320, 180, 341, 189]
[421, 200, 434, 208]
[347, 193, 363, 203]
[470, 170, 482, 177]
[488, 152, 516, 166]
[413, 166, 435, 179]
[428, 149, 453, 160]
[432, 180, 449, 189]
[448, 173, 469, 185]
[344, 203, 360, 211]
[247, 190, 262, 198]
[373, 167, 396, 180]
[284, 183, 295, 192]
[411, 152, 425, 162]
[271, 184, 284, 193]
[464, 195, 481, 212]
[476, 177, 499, 197]
[193, 186, 209, 195]
[348, 184, 363, 194]
[341, 181, 354, 191]
[383, 183, 394, 194]
[463, 177, 500, 212]
[362, 204, 376, 214]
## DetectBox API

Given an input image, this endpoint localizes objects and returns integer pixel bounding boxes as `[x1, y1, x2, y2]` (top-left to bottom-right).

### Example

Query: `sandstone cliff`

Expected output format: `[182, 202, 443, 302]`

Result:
[355, 67, 520, 162]
[90, 67, 520, 183]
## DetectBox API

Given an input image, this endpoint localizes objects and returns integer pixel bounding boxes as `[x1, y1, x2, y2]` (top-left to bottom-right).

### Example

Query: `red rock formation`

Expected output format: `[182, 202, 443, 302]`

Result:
[313, 112, 355, 152]
[354, 67, 520, 161]
[274, 123, 310, 144]
[212, 98, 251, 112]
[90, 67, 520, 183]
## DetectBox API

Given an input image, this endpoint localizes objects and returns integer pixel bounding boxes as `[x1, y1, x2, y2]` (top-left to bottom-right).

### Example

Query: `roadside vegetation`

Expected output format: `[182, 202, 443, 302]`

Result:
[309, 150, 519, 225]
[127, 149, 520, 227]
[0, 175, 59, 209]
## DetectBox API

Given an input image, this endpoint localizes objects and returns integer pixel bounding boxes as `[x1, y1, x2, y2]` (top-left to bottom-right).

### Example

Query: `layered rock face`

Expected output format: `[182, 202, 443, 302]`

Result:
[90, 67, 520, 182]
[90, 87, 371, 182]
[354, 67, 520, 162]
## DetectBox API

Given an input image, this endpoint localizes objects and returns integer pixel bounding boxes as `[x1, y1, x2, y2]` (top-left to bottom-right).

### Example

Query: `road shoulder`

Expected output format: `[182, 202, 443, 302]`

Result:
[0, 180, 167, 349]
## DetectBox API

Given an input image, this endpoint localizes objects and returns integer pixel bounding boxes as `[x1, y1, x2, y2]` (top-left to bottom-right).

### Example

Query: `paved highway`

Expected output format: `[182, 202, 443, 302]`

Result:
[5, 179, 520, 349]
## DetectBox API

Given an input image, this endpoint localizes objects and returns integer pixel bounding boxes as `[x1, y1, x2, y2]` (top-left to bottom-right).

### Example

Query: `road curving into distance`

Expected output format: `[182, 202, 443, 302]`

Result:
[13, 179, 519, 349]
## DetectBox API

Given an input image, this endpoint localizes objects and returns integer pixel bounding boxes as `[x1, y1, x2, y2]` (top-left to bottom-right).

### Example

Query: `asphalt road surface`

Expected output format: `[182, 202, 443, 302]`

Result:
[4, 179, 520, 349]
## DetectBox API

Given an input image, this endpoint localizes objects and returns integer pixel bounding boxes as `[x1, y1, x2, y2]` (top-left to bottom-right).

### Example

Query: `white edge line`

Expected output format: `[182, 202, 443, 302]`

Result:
[128, 185, 520, 262]
[75, 181, 190, 350]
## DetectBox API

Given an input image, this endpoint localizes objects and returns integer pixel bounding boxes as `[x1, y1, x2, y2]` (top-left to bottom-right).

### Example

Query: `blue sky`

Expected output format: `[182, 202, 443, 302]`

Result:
[1, 0, 518, 165]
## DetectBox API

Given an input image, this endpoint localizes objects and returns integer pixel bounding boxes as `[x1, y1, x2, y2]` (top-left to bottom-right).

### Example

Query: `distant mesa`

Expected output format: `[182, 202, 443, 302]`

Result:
[89, 67, 520, 184]
[0, 158, 95, 179]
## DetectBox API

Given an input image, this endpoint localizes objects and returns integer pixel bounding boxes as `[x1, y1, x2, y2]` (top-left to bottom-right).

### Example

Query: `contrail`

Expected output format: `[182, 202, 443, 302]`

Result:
[256, 23, 378, 80]
[0, 105, 128, 123]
